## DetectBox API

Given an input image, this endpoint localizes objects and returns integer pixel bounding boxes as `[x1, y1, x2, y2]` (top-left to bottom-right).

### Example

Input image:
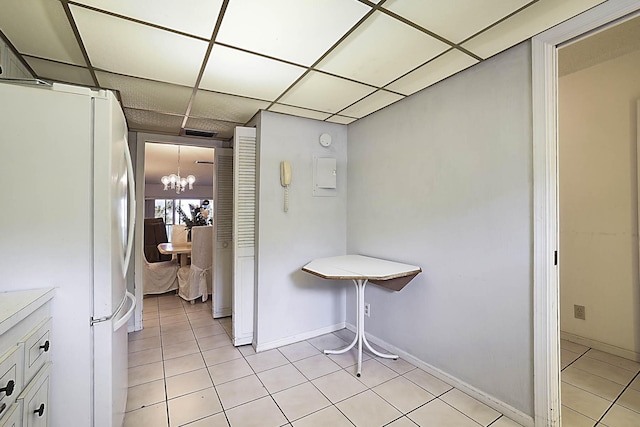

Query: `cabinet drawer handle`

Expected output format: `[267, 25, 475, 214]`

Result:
[39, 340, 50, 352]
[34, 403, 45, 417]
[0, 380, 15, 396]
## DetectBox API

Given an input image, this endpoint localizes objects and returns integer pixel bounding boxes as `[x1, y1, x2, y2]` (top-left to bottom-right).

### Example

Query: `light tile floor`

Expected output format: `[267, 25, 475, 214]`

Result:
[561, 339, 640, 427]
[125, 293, 524, 426]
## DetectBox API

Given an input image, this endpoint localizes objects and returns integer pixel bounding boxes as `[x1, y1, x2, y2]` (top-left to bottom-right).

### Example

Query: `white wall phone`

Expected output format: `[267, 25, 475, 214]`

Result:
[280, 160, 291, 212]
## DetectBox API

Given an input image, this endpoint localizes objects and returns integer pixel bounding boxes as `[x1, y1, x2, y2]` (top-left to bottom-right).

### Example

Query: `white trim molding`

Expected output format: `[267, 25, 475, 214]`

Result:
[254, 322, 346, 353]
[532, 1, 640, 426]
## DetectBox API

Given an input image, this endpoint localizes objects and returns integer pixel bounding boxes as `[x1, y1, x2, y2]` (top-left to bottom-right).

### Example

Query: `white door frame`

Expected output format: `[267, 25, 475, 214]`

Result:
[532, 0, 640, 425]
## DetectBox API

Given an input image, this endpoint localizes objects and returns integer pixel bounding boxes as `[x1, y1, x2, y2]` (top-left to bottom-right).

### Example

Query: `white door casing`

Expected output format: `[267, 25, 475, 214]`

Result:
[532, 1, 640, 426]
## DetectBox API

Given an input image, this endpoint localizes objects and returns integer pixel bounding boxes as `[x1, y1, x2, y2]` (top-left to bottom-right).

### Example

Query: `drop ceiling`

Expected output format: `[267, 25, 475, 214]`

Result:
[0, 0, 606, 140]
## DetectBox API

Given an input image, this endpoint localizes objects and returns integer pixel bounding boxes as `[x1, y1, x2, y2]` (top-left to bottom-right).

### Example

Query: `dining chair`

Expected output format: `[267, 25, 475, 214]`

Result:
[142, 252, 179, 295]
[171, 224, 188, 244]
[144, 217, 171, 262]
[177, 226, 213, 303]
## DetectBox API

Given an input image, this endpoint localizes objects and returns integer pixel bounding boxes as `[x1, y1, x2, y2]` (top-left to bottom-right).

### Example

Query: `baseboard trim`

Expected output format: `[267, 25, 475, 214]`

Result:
[213, 308, 231, 319]
[560, 331, 640, 362]
[345, 323, 534, 427]
[255, 322, 346, 353]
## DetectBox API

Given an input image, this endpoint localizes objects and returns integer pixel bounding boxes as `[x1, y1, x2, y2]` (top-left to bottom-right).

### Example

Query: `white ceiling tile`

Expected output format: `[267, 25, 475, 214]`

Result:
[326, 115, 357, 125]
[339, 90, 404, 118]
[96, 71, 193, 114]
[71, 5, 207, 86]
[279, 71, 375, 113]
[384, 0, 530, 44]
[191, 90, 270, 123]
[386, 49, 479, 95]
[462, 0, 607, 59]
[185, 117, 237, 139]
[0, 0, 85, 65]
[216, 0, 370, 66]
[73, 0, 223, 39]
[124, 108, 184, 134]
[268, 104, 332, 121]
[24, 57, 95, 87]
[199, 44, 306, 100]
[317, 11, 449, 86]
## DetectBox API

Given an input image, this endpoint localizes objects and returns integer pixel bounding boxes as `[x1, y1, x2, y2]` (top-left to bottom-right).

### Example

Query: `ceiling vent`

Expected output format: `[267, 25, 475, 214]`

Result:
[182, 128, 218, 138]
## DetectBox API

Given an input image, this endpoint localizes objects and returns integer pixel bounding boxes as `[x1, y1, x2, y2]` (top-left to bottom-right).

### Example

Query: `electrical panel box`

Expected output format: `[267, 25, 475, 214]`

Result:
[313, 156, 337, 197]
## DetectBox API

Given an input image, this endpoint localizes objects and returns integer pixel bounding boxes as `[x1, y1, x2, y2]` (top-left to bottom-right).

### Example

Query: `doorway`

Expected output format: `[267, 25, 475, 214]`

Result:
[532, 2, 640, 426]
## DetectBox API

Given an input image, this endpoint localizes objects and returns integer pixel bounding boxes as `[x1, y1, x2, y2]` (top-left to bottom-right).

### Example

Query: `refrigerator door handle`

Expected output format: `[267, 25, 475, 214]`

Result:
[113, 291, 136, 332]
[122, 140, 136, 277]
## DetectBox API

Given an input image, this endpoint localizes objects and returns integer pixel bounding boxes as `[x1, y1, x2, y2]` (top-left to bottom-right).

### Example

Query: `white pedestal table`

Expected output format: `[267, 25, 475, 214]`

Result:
[302, 255, 421, 376]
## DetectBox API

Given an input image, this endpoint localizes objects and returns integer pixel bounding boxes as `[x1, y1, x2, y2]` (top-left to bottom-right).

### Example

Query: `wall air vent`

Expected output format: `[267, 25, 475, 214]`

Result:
[182, 128, 218, 138]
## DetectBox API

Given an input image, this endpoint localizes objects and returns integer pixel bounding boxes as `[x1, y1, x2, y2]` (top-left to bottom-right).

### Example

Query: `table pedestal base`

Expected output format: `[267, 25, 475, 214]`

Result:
[324, 279, 398, 376]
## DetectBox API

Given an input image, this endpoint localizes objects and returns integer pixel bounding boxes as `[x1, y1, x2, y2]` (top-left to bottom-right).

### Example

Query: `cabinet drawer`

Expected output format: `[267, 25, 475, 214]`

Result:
[0, 403, 21, 427]
[17, 363, 50, 427]
[18, 319, 51, 385]
[0, 346, 23, 418]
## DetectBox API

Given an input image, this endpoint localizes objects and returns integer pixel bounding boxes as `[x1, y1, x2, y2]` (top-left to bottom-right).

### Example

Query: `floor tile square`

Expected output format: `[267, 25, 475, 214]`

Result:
[332, 328, 356, 343]
[190, 317, 219, 329]
[386, 417, 419, 426]
[347, 358, 398, 388]
[561, 366, 624, 401]
[198, 333, 233, 351]
[440, 388, 500, 426]
[293, 354, 342, 380]
[601, 403, 640, 426]
[245, 349, 290, 373]
[571, 357, 636, 385]
[307, 334, 348, 352]
[278, 341, 321, 362]
[143, 318, 160, 328]
[631, 375, 640, 392]
[272, 382, 331, 421]
[225, 396, 288, 427]
[311, 369, 367, 403]
[561, 382, 610, 421]
[160, 313, 190, 325]
[377, 357, 416, 375]
[166, 368, 214, 399]
[163, 340, 200, 360]
[125, 379, 165, 412]
[216, 374, 269, 409]
[128, 361, 164, 387]
[160, 320, 192, 334]
[585, 349, 640, 373]
[193, 324, 227, 339]
[182, 412, 230, 426]
[164, 352, 206, 378]
[617, 387, 640, 414]
[208, 358, 254, 385]
[336, 389, 402, 427]
[292, 405, 353, 427]
[490, 416, 524, 427]
[408, 399, 480, 427]
[257, 363, 308, 394]
[403, 368, 453, 396]
[561, 340, 590, 355]
[123, 402, 168, 427]
[159, 307, 186, 318]
[128, 347, 163, 368]
[167, 387, 223, 426]
[561, 349, 582, 370]
[128, 336, 161, 353]
[238, 344, 257, 356]
[160, 329, 196, 346]
[373, 376, 435, 413]
[202, 345, 243, 366]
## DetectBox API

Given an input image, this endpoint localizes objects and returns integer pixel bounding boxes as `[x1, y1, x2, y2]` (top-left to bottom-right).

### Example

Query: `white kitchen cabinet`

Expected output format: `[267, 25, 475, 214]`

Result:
[0, 289, 54, 427]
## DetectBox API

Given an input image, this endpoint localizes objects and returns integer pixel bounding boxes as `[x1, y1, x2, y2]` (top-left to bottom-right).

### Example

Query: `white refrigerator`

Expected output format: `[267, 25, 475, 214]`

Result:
[0, 80, 136, 427]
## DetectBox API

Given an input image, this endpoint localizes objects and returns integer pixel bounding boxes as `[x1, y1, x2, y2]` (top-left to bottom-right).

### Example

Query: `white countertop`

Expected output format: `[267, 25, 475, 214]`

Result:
[302, 255, 421, 280]
[0, 288, 55, 335]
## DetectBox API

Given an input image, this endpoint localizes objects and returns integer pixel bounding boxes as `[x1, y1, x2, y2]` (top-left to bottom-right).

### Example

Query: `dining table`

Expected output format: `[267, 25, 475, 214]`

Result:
[157, 242, 192, 267]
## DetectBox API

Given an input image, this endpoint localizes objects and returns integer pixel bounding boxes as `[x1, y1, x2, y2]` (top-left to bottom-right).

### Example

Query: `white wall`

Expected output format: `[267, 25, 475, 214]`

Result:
[347, 43, 533, 415]
[255, 111, 348, 348]
[559, 49, 640, 354]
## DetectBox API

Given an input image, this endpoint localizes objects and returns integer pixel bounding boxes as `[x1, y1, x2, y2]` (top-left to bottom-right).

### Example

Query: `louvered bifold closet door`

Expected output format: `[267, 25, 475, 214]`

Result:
[232, 127, 256, 346]
[213, 148, 233, 318]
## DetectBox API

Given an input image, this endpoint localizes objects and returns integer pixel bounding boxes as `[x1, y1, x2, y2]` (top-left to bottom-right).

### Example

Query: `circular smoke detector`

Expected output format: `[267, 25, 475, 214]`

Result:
[319, 133, 332, 147]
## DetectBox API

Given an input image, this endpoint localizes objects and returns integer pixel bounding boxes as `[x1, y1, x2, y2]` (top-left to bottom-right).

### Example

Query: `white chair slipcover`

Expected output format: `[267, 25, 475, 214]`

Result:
[142, 253, 179, 295]
[177, 226, 213, 303]
[171, 224, 188, 243]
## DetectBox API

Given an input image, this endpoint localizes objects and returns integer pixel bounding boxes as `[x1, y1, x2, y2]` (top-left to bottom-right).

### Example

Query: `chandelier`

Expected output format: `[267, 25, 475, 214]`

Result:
[160, 145, 195, 194]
